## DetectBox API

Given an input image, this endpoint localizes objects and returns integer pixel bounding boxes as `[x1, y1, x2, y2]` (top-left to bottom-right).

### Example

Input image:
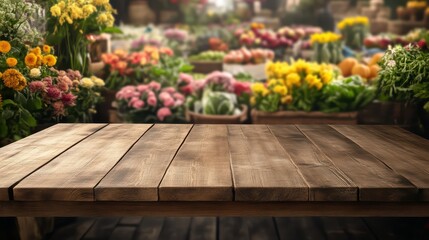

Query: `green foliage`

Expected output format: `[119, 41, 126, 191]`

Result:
[189, 51, 225, 62]
[319, 76, 376, 112]
[378, 45, 429, 112]
[145, 56, 193, 87]
[202, 90, 236, 115]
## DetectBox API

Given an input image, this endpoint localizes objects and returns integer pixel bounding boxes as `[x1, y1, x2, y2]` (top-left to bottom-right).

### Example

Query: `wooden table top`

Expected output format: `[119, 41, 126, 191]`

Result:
[1, 124, 429, 217]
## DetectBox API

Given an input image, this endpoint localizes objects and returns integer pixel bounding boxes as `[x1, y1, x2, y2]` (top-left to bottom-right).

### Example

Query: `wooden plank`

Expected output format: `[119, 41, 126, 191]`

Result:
[108, 226, 136, 240]
[275, 217, 326, 240]
[95, 124, 192, 201]
[333, 125, 429, 201]
[1, 201, 429, 217]
[159, 125, 233, 201]
[13, 124, 152, 201]
[189, 217, 216, 240]
[297, 125, 418, 201]
[246, 217, 278, 240]
[157, 217, 191, 240]
[219, 217, 249, 240]
[228, 125, 308, 201]
[0, 124, 105, 201]
[269, 125, 357, 201]
[134, 217, 165, 240]
[82, 217, 120, 240]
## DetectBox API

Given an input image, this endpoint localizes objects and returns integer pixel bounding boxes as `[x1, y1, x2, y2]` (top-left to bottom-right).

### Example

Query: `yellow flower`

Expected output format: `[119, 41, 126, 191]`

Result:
[281, 95, 293, 104]
[0, 72, 2, 79]
[286, 73, 301, 88]
[251, 82, 266, 94]
[2, 69, 27, 91]
[93, 0, 109, 6]
[80, 77, 94, 88]
[320, 70, 333, 84]
[43, 45, 51, 54]
[29, 68, 41, 78]
[43, 54, 57, 67]
[0, 41, 11, 53]
[6, 58, 18, 67]
[305, 74, 323, 90]
[294, 59, 310, 74]
[82, 4, 96, 17]
[70, 5, 84, 19]
[273, 85, 288, 96]
[50, 4, 62, 17]
[91, 76, 105, 87]
[25, 53, 38, 67]
[250, 96, 256, 106]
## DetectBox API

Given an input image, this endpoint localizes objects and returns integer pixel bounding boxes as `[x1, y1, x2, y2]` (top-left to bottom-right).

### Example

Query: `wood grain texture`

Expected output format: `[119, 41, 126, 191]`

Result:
[0, 124, 105, 201]
[297, 125, 418, 202]
[95, 124, 192, 201]
[13, 124, 152, 201]
[333, 125, 429, 201]
[269, 125, 357, 201]
[159, 125, 233, 201]
[228, 125, 308, 201]
[1, 201, 429, 217]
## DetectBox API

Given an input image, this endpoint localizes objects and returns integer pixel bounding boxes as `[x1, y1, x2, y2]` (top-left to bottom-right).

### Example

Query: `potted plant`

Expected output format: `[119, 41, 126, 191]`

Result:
[337, 16, 369, 51]
[378, 43, 429, 137]
[186, 71, 251, 124]
[251, 59, 373, 124]
[310, 31, 343, 64]
[188, 50, 225, 74]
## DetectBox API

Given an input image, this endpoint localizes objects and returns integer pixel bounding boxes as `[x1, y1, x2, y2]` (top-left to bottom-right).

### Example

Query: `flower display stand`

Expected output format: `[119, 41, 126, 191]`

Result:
[190, 61, 223, 74]
[251, 110, 358, 124]
[186, 105, 248, 124]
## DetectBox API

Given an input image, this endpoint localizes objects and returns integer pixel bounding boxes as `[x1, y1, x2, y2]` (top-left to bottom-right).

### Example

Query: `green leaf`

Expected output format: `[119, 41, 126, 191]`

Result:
[14, 92, 27, 105]
[0, 119, 7, 138]
[1, 109, 14, 119]
[21, 109, 37, 127]
[102, 27, 123, 34]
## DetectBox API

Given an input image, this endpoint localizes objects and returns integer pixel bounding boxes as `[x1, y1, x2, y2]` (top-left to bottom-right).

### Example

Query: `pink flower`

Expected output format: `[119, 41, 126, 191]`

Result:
[163, 97, 175, 107]
[137, 84, 150, 93]
[162, 87, 176, 94]
[147, 96, 157, 106]
[132, 100, 145, 109]
[58, 81, 69, 92]
[159, 92, 171, 101]
[52, 101, 65, 116]
[160, 47, 174, 56]
[179, 73, 194, 85]
[149, 81, 161, 91]
[47, 87, 62, 100]
[157, 107, 172, 121]
[43, 77, 53, 87]
[234, 81, 251, 96]
[29, 81, 46, 93]
[175, 99, 184, 106]
[180, 84, 194, 95]
[173, 92, 185, 101]
[61, 93, 77, 106]
[116, 86, 136, 100]
[128, 97, 140, 107]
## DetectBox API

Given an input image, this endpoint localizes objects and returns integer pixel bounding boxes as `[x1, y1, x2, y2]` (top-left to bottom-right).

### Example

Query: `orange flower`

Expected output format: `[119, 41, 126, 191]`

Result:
[31, 47, 42, 55]
[1, 69, 27, 91]
[24, 53, 37, 68]
[43, 54, 57, 67]
[0, 41, 11, 53]
[43, 45, 51, 53]
[25, 53, 38, 67]
[6, 58, 18, 67]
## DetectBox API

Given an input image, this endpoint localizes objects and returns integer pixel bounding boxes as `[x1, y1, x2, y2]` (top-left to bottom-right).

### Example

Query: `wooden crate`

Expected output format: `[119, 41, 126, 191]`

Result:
[186, 105, 248, 124]
[191, 61, 223, 74]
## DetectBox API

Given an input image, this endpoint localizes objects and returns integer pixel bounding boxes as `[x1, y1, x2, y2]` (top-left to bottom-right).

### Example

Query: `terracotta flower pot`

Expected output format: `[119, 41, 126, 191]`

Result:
[186, 105, 248, 124]
[251, 110, 358, 124]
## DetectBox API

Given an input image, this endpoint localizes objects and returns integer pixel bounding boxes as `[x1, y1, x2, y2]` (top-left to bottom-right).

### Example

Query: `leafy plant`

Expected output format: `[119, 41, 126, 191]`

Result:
[319, 76, 376, 112]
[145, 55, 193, 87]
[202, 90, 236, 115]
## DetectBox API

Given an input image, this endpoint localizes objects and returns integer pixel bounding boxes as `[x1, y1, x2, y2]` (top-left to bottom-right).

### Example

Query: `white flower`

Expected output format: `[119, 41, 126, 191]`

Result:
[29, 68, 41, 78]
[387, 60, 396, 68]
[80, 77, 94, 88]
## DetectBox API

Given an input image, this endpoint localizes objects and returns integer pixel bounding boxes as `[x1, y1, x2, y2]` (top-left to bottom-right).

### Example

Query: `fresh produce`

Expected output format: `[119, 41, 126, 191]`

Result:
[364, 35, 408, 49]
[202, 90, 237, 115]
[319, 76, 376, 113]
[351, 64, 371, 79]
[338, 58, 359, 77]
[223, 47, 274, 64]
[189, 51, 225, 62]
[368, 53, 384, 66]
[338, 56, 381, 82]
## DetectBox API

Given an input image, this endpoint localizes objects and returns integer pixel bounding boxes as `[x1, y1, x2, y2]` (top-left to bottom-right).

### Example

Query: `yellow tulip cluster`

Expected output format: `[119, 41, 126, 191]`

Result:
[310, 32, 342, 45]
[50, 0, 115, 26]
[407, 1, 427, 8]
[337, 16, 369, 30]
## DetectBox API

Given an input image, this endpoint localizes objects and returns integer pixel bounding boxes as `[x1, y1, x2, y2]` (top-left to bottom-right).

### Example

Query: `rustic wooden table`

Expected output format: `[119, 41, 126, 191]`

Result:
[1, 124, 428, 217]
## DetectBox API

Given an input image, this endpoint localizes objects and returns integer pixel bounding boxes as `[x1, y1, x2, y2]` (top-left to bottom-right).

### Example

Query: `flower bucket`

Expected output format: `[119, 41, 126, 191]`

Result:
[191, 61, 223, 74]
[186, 105, 248, 124]
[251, 110, 358, 124]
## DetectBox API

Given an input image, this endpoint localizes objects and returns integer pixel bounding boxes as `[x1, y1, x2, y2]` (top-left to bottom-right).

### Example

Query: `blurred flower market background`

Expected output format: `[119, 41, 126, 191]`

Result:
[1, 0, 429, 146]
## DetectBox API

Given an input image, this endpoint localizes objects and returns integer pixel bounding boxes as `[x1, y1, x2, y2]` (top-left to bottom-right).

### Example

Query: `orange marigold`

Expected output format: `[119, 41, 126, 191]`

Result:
[31, 47, 42, 56]
[43, 45, 51, 54]
[0, 41, 11, 53]
[6, 57, 18, 67]
[2, 69, 27, 91]
[43, 54, 57, 67]
[25, 53, 38, 67]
